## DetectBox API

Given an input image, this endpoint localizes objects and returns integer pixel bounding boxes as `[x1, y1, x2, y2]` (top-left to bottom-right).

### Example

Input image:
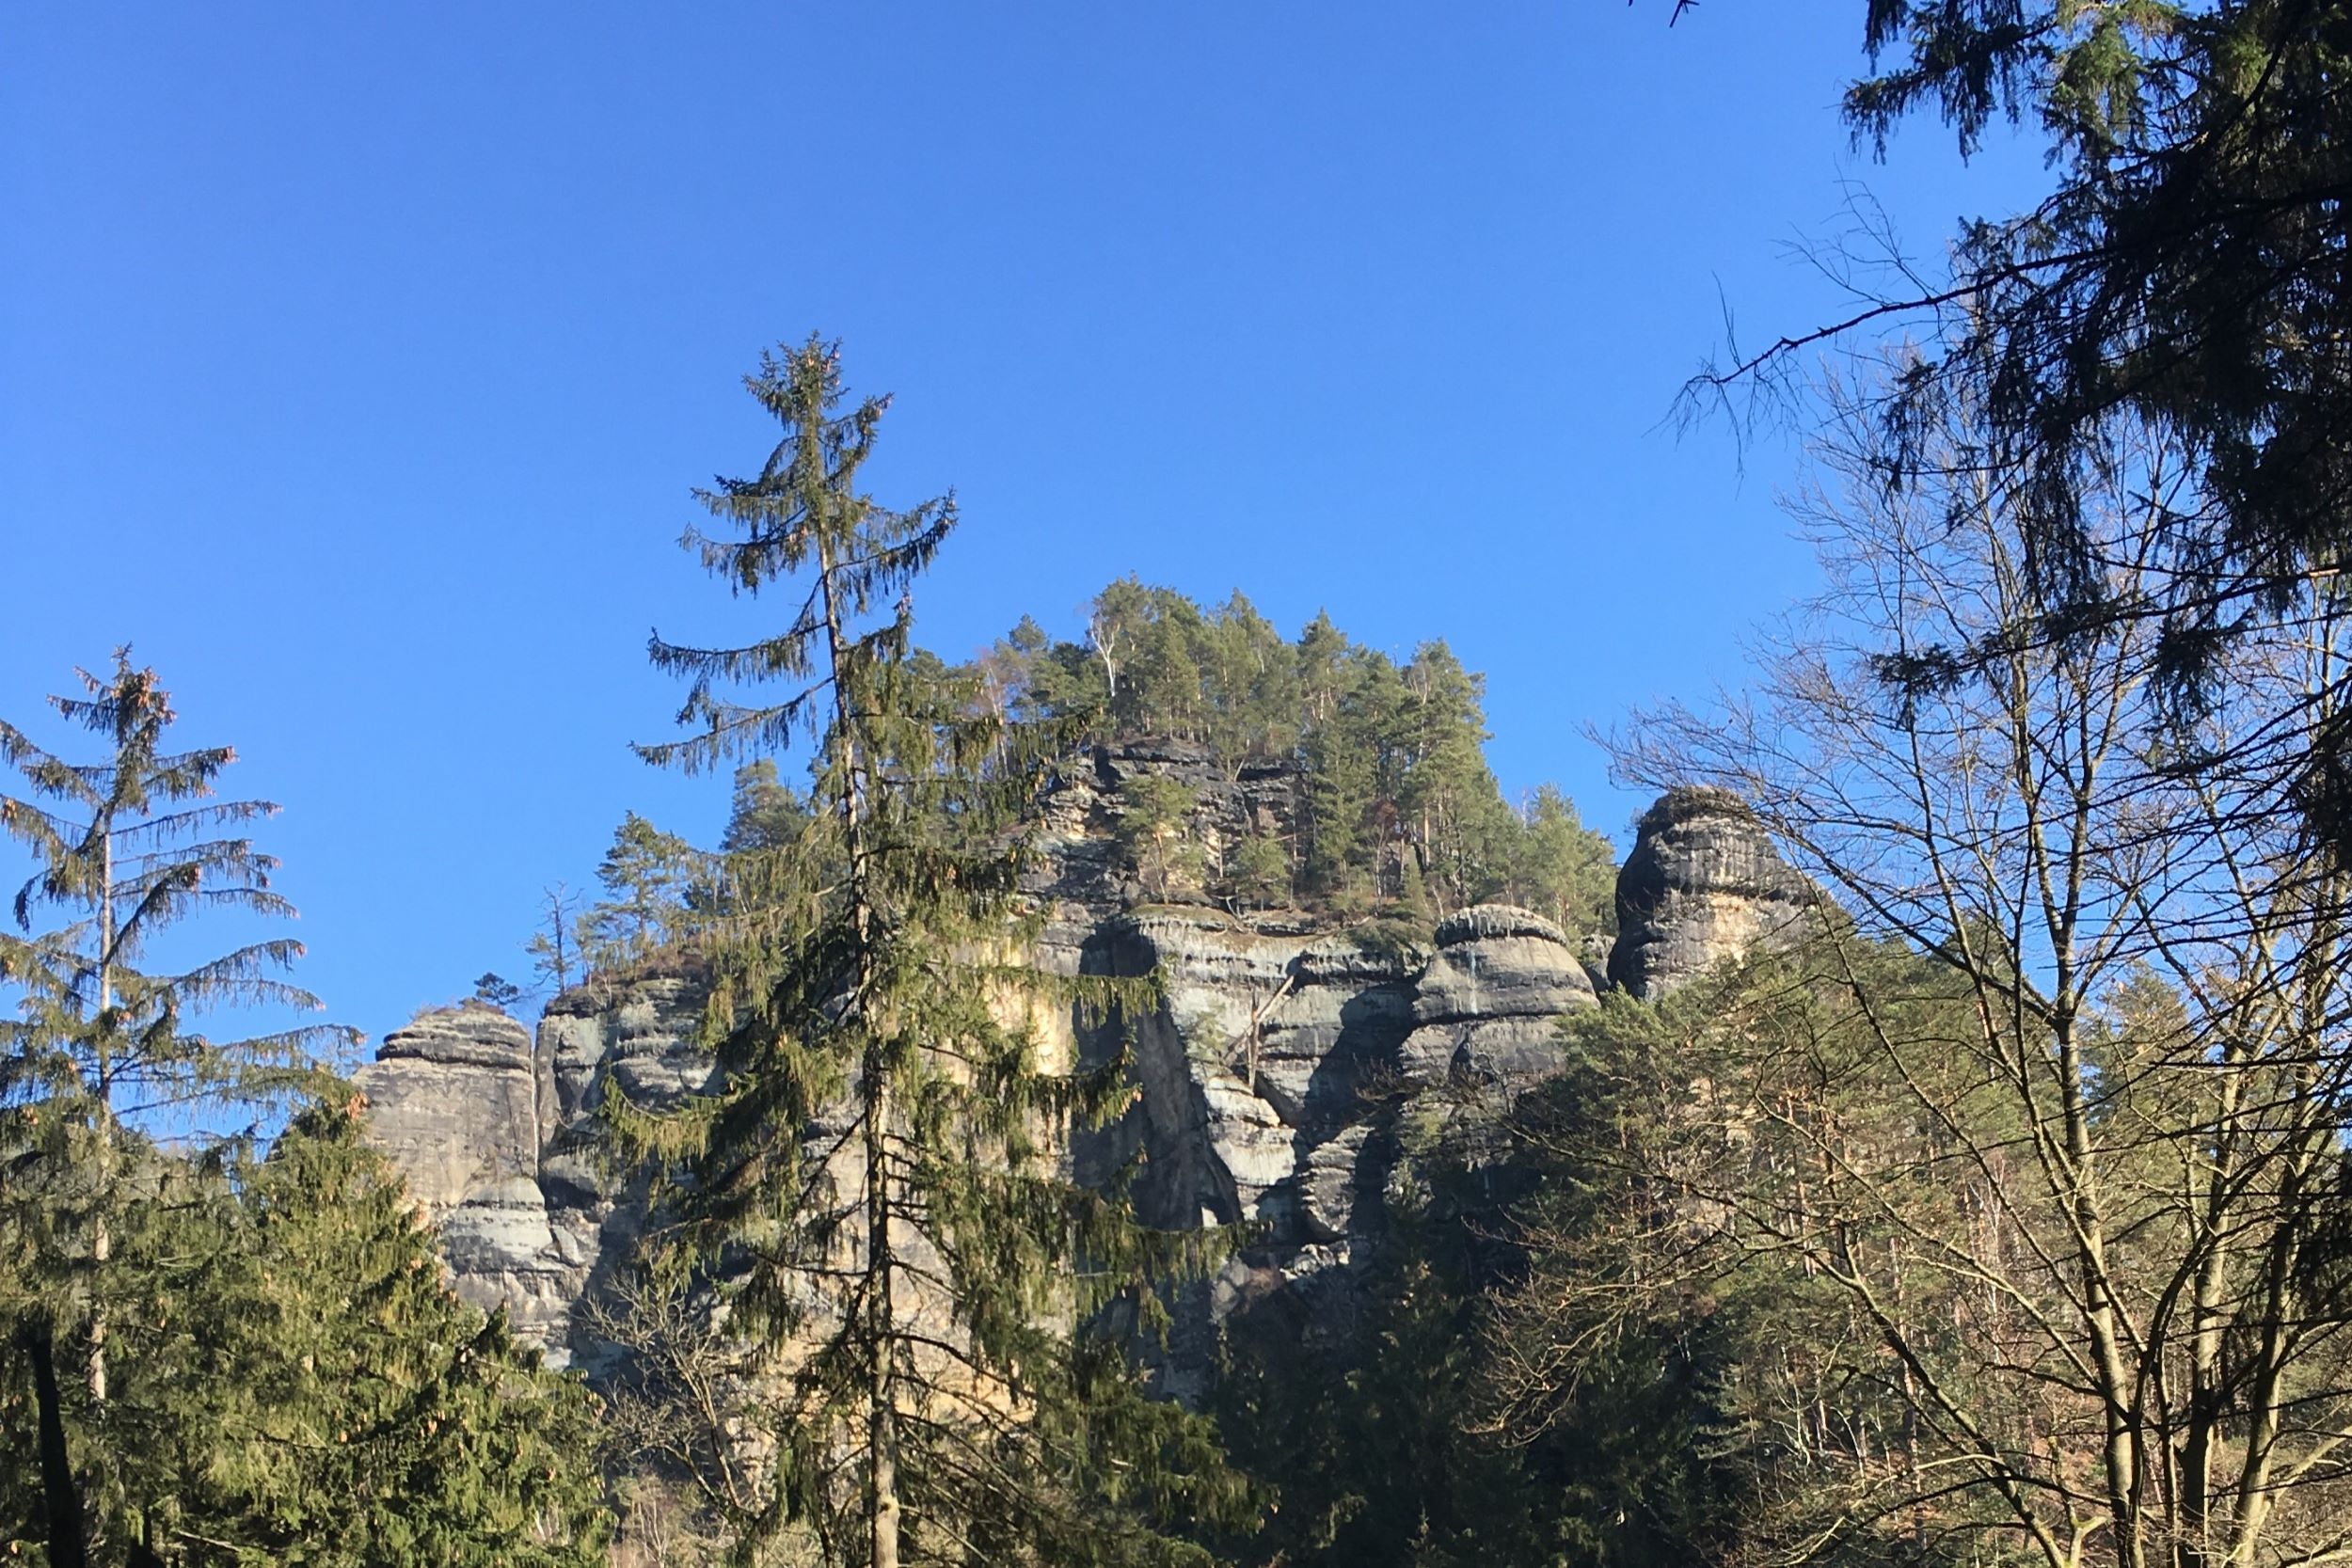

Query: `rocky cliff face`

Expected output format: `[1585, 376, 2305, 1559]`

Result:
[1606, 785, 1813, 1000]
[352, 1005, 576, 1348]
[358, 752, 1804, 1374]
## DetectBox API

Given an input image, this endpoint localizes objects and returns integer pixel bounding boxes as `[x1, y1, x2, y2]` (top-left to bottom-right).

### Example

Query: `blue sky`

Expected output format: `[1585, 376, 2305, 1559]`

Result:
[2, 3, 2046, 1052]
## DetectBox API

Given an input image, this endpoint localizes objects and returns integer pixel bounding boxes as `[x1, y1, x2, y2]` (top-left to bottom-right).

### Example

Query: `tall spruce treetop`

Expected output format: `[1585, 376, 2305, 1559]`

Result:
[0, 653, 352, 1409]
[619, 338, 1250, 1567]
[0, 652, 347, 1128]
[1700, 3, 2352, 848]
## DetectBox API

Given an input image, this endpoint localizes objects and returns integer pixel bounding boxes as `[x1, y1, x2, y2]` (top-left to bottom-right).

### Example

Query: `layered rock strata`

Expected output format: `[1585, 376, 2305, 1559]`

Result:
[352, 1004, 577, 1349]
[1401, 904, 1597, 1086]
[1607, 785, 1814, 999]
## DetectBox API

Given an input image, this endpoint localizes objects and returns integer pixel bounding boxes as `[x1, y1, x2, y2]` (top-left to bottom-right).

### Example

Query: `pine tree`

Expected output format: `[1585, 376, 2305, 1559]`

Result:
[0, 652, 351, 1403]
[1395, 642, 1504, 911]
[1222, 832, 1293, 911]
[581, 811, 699, 971]
[720, 759, 813, 858]
[1202, 593, 1296, 769]
[618, 336, 1252, 1566]
[1502, 785, 1615, 935]
[1115, 773, 1200, 900]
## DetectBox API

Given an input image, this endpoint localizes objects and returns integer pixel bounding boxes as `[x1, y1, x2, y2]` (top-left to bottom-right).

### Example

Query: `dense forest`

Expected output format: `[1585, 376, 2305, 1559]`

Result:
[975, 583, 1617, 928]
[17, 5, 2352, 1565]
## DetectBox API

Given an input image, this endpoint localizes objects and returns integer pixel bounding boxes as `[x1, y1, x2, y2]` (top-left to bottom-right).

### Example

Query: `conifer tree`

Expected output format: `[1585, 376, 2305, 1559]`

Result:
[618, 336, 1250, 1566]
[1202, 594, 1297, 768]
[1115, 774, 1200, 900]
[1395, 642, 1505, 911]
[581, 811, 699, 970]
[721, 760, 813, 858]
[1502, 785, 1615, 935]
[0, 653, 350, 1402]
[0, 1096, 611, 1565]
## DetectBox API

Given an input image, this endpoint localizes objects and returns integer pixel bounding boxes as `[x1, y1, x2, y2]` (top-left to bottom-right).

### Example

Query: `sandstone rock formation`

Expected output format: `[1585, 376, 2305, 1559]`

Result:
[1607, 785, 1813, 999]
[1401, 904, 1596, 1086]
[357, 761, 1804, 1379]
[353, 1003, 577, 1349]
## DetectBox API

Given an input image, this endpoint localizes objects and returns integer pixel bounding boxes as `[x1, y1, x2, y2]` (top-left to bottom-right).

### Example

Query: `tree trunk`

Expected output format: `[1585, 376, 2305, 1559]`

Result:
[24, 1320, 89, 1568]
[818, 532, 900, 1568]
[88, 827, 113, 1404]
[866, 1053, 900, 1568]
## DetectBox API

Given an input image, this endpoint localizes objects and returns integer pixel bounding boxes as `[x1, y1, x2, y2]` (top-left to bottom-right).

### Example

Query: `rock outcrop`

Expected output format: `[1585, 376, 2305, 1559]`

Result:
[358, 762, 1804, 1378]
[1607, 786, 1812, 999]
[1401, 905, 1596, 1086]
[353, 1004, 577, 1348]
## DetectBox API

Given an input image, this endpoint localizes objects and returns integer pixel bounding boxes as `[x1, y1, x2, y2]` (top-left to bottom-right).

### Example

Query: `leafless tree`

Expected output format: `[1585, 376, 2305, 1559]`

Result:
[1503, 362, 2352, 1568]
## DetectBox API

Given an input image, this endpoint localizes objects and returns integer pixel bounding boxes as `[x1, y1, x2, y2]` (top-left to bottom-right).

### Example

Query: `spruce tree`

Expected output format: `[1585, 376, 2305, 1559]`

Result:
[0, 652, 350, 1403]
[617, 336, 1251, 1566]
[0, 1097, 611, 1565]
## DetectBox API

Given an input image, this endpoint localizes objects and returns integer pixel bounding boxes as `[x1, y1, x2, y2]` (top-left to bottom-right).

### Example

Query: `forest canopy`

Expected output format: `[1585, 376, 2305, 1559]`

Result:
[975, 579, 1617, 927]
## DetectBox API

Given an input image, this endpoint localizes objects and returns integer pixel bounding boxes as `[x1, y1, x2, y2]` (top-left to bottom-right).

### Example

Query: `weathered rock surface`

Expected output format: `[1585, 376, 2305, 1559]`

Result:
[1401, 905, 1596, 1086]
[540, 969, 711, 1121]
[353, 1004, 577, 1347]
[358, 764, 1803, 1380]
[1606, 786, 1813, 999]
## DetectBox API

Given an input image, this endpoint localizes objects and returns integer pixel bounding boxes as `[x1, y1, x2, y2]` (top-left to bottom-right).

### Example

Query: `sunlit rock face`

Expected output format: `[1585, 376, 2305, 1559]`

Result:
[1607, 786, 1813, 1000]
[540, 970, 710, 1122]
[358, 768, 1802, 1383]
[1401, 905, 1597, 1086]
[353, 1003, 576, 1351]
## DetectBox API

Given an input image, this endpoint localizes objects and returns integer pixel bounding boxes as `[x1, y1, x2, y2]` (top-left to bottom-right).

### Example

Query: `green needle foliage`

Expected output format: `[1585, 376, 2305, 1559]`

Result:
[1716, 2, 2352, 850]
[0, 651, 349, 1127]
[0, 652, 354, 1409]
[614, 336, 1254, 1567]
[977, 592, 1616, 924]
[1, 655, 602, 1563]
[0, 1096, 611, 1566]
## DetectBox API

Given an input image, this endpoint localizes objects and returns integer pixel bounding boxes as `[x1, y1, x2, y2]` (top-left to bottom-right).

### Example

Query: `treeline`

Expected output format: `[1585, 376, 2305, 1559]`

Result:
[981, 579, 1615, 927]
[542, 583, 1616, 989]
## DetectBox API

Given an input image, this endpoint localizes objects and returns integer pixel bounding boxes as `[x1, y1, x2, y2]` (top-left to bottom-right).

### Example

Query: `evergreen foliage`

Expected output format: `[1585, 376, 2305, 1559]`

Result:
[1211, 1001, 1755, 1568]
[0, 1096, 610, 1565]
[0, 652, 350, 1129]
[0, 654, 354, 1412]
[979, 586, 1616, 924]
[1113, 774, 1200, 901]
[614, 336, 1254, 1566]
[721, 759, 814, 858]
[580, 812, 702, 974]
[0, 657, 602, 1563]
[1720, 2, 2352, 850]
